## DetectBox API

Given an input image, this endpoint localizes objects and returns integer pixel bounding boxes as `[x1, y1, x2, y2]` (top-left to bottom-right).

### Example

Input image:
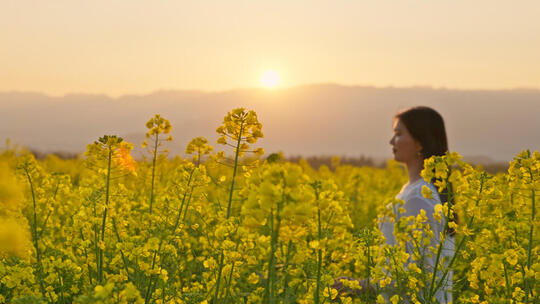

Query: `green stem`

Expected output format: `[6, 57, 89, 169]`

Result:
[80, 229, 93, 285]
[432, 220, 471, 297]
[315, 207, 322, 304]
[503, 261, 515, 304]
[173, 167, 195, 231]
[214, 119, 245, 303]
[364, 232, 372, 302]
[263, 210, 273, 303]
[24, 167, 47, 300]
[58, 271, 65, 304]
[182, 188, 195, 222]
[428, 167, 453, 300]
[145, 240, 163, 304]
[149, 134, 159, 214]
[282, 240, 293, 303]
[390, 251, 405, 302]
[92, 196, 99, 284]
[428, 192, 450, 299]
[112, 218, 133, 282]
[98, 147, 112, 284]
[213, 251, 226, 302]
[224, 240, 241, 303]
[524, 169, 536, 303]
[432, 173, 485, 297]
[162, 280, 166, 304]
[527, 170, 536, 270]
[226, 121, 244, 218]
[264, 202, 282, 304]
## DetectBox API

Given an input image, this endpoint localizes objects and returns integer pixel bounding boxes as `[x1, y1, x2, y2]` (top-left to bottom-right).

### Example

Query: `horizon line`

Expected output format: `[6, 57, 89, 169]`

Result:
[2, 82, 540, 99]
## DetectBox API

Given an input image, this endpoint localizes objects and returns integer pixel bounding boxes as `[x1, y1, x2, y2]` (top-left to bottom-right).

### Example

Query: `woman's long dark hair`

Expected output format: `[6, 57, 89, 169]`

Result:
[395, 106, 456, 236]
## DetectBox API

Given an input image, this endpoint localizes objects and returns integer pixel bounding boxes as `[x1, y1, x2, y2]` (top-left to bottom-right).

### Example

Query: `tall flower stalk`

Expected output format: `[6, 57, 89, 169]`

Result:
[262, 171, 286, 304]
[212, 108, 264, 303]
[84, 135, 134, 284]
[241, 162, 310, 303]
[507, 150, 539, 303]
[142, 114, 172, 215]
[140, 115, 172, 302]
[310, 181, 323, 304]
[18, 157, 47, 299]
[144, 137, 211, 303]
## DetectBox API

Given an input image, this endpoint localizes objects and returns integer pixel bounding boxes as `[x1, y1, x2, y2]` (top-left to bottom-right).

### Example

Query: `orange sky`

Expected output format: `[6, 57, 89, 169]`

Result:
[1, 1, 539, 96]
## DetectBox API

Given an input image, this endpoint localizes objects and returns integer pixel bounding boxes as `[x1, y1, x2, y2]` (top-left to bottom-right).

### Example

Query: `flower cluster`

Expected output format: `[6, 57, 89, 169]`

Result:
[0, 111, 537, 304]
[216, 108, 264, 158]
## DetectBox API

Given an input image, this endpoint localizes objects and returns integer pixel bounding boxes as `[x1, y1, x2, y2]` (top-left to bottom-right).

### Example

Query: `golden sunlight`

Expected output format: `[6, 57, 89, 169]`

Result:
[260, 70, 280, 88]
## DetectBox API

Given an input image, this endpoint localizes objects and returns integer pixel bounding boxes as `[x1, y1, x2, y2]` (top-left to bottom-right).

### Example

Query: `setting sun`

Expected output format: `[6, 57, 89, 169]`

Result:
[260, 70, 280, 88]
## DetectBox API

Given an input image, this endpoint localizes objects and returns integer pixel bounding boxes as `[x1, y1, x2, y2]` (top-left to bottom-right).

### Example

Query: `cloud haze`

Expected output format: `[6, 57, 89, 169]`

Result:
[2, 85, 539, 162]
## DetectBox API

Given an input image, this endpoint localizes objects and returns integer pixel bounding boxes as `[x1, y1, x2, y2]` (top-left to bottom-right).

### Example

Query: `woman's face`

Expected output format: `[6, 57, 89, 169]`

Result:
[389, 118, 422, 163]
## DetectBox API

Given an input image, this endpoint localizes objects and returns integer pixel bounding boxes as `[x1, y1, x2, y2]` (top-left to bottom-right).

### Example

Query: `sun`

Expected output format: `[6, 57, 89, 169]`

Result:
[260, 70, 280, 88]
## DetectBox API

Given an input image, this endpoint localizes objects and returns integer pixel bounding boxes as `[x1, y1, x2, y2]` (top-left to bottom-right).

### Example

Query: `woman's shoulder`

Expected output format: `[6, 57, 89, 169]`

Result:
[398, 179, 441, 206]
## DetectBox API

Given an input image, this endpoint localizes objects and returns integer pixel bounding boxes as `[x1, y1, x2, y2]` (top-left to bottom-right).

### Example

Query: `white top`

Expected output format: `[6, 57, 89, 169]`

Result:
[379, 178, 454, 303]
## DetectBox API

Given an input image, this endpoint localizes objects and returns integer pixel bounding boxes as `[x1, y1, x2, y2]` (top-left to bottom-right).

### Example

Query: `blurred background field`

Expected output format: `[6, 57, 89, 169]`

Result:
[0, 110, 537, 303]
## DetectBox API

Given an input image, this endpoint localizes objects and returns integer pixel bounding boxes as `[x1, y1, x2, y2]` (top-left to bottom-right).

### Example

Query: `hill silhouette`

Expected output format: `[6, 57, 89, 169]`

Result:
[2, 84, 539, 163]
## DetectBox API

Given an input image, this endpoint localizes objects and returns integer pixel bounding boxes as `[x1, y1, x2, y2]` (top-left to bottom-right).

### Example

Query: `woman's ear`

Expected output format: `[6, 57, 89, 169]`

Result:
[415, 141, 423, 157]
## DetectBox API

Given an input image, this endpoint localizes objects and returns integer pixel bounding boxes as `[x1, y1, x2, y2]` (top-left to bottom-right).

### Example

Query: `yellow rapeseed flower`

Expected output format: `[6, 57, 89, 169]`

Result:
[421, 185, 433, 199]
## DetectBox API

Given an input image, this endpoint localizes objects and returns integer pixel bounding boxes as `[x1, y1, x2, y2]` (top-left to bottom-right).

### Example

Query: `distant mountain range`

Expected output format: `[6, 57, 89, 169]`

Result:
[2, 84, 539, 163]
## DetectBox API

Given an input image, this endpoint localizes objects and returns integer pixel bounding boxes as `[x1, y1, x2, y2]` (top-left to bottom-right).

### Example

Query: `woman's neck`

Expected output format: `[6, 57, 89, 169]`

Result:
[406, 159, 423, 184]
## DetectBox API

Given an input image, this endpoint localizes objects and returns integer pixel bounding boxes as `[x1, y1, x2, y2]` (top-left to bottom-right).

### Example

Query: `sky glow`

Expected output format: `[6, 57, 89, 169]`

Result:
[1, 1, 539, 96]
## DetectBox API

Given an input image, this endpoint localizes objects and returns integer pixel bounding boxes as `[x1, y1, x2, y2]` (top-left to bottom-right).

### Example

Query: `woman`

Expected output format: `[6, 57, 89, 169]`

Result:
[334, 106, 454, 303]
[381, 106, 455, 303]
